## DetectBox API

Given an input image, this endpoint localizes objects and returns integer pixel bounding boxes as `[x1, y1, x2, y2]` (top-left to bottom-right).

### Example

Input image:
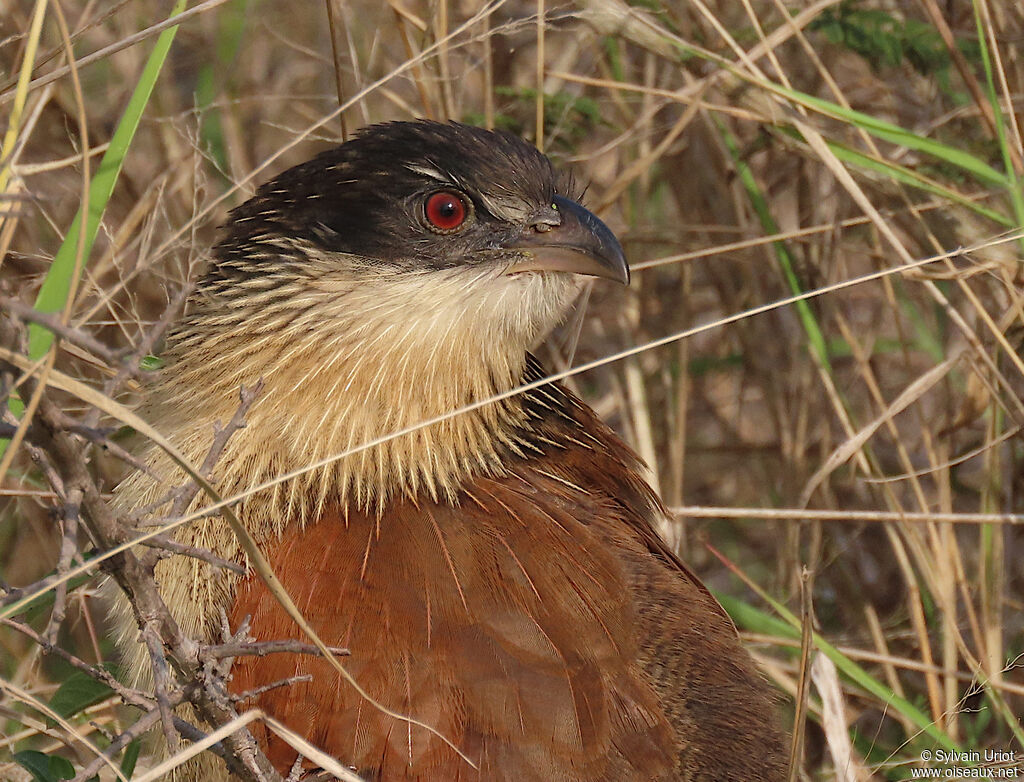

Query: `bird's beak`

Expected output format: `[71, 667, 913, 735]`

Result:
[502, 195, 630, 285]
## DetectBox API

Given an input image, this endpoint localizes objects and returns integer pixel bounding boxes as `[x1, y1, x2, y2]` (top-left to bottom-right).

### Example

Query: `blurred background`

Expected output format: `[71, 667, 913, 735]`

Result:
[1, 1, 1022, 779]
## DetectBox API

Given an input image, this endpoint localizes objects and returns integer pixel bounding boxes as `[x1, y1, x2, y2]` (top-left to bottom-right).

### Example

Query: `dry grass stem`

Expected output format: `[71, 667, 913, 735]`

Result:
[2, 1, 1021, 778]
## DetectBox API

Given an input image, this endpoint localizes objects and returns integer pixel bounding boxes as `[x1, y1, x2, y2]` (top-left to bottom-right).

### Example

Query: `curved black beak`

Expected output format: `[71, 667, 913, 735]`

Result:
[502, 195, 630, 285]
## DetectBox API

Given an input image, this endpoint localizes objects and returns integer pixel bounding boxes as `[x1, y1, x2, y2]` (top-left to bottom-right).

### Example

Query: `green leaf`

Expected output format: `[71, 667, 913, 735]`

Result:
[48, 670, 114, 722]
[120, 739, 141, 778]
[139, 354, 164, 371]
[13, 751, 76, 782]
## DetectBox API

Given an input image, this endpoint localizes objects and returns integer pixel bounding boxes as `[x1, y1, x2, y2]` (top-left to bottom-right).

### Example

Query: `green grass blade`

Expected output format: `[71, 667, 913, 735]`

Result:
[195, 0, 250, 177]
[651, 22, 1008, 189]
[717, 592, 962, 752]
[1, 1, 188, 457]
[970, 0, 1024, 249]
[827, 140, 1015, 228]
[762, 84, 1009, 189]
[27, 0, 188, 359]
[717, 119, 832, 372]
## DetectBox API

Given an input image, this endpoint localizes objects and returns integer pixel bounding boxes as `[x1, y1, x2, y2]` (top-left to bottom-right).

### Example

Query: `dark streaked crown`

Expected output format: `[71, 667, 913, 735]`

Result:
[212, 120, 576, 277]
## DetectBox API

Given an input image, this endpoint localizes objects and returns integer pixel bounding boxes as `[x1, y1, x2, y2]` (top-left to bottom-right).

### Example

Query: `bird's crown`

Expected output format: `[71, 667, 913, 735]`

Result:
[215, 120, 578, 274]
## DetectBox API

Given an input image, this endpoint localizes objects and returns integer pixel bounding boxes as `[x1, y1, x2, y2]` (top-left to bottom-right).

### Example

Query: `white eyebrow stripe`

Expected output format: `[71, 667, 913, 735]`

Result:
[477, 191, 534, 222]
[406, 163, 537, 221]
[406, 164, 452, 183]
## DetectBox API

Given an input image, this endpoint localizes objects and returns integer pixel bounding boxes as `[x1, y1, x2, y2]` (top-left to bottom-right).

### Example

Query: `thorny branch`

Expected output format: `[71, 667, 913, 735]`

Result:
[0, 291, 127, 367]
[0, 614, 314, 782]
[0, 303, 286, 782]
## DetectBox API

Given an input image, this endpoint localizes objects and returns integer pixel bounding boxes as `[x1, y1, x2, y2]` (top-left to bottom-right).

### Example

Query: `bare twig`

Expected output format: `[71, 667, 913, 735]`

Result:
[98, 284, 191, 402]
[70, 706, 164, 782]
[1, 616, 156, 708]
[43, 496, 80, 643]
[231, 674, 314, 704]
[205, 639, 350, 660]
[143, 623, 183, 755]
[169, 380, 263, 519]
[0, 293, 122, 365]
[0, 617, 244, 782]
[0, 315, 282, 782]
[138, 533, 247, 574]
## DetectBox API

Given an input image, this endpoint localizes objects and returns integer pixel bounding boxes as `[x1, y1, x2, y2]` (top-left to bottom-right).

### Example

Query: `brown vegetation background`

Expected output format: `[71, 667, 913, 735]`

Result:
[1, 0, 1022, 779]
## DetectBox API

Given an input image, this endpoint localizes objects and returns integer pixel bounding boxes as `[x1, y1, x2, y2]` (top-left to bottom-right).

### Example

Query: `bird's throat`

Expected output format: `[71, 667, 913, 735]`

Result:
[132, 265, 577, 534]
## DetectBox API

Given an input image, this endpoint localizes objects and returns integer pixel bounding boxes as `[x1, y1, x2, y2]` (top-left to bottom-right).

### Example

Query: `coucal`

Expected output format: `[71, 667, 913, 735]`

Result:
[111, 120, 787, 781]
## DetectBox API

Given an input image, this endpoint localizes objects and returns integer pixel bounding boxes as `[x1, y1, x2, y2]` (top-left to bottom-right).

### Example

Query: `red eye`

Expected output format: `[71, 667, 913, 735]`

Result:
[424, 191, 468, 231]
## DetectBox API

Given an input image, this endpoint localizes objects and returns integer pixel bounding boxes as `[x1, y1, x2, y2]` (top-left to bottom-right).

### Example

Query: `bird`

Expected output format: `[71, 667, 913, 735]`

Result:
[110, 119, 788, 781]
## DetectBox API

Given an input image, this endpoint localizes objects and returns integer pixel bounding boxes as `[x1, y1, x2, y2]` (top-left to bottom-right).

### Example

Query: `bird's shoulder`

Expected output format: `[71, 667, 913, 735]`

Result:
[228, 376, 686, 778]
[226, 355, 753, 780]
[510, 354, 728, 617]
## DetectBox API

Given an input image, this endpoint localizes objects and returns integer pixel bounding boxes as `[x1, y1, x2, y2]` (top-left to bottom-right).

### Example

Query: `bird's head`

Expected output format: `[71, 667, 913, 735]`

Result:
[215, 119, 627, 288]
[190, 120, 622, 352]
[160, 120, 629, 509]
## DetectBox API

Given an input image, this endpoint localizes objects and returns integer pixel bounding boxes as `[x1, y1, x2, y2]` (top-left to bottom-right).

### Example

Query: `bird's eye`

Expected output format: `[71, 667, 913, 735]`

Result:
[424, 190, 468, 232]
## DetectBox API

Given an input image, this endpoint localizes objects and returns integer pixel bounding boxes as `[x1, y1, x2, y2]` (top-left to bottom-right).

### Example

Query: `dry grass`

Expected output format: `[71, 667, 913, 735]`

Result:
[1, 0, 1022, 780]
